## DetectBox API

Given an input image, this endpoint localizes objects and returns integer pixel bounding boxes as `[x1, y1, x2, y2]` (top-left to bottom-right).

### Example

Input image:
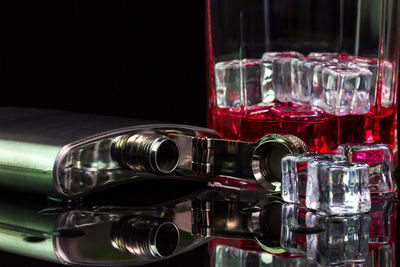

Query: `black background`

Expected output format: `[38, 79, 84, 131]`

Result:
[0, 1, 210, 266]
[0, 1, 208, 127]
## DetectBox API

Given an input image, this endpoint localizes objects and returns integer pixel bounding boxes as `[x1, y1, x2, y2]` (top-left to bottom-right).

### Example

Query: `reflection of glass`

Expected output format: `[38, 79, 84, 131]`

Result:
[206, 0, 400, 164]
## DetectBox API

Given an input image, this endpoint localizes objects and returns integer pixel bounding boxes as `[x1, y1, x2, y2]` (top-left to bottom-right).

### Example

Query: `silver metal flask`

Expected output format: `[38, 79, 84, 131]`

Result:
[0, 107, 307, 198]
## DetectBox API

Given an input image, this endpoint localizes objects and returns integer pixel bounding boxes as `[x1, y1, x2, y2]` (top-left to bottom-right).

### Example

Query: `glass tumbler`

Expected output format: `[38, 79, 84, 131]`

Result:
[205, 0, 400, 163]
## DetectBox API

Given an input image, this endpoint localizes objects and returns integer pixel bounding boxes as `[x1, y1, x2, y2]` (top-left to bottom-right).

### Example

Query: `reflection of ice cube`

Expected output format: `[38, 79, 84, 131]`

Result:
[369, 200, 393, 244]
[214, 59, 275, 109]
[280, 203, 308, 255]
[306, 212, 370, 266]
[316, 62, 372, 115]
[262, 52, 304, 103]
[306, 160, 371, 215]
[337, 143, 394, 194]
[281, 153, 346, 205]
[213, 243, 308, 266]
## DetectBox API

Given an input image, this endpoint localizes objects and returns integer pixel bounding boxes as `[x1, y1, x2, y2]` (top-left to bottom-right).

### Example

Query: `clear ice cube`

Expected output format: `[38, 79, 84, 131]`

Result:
[291, 58, 324, 104]
[348, 56, 378, 106]
[347, 57, 394, 108]
[214, 59, 275, 109]
[314, 62, 372, 115]
[306, 160, 371, 215]
[337, 143, 394, 194]
[263, 51, 305, 59]
[310, 59, 340, 111]
[281, 153, 346, 205]
[262, 52, 304, 103]
[307, 52, 340, 61]
[306, 212, 370, 266]
[382, 60, 395, 107]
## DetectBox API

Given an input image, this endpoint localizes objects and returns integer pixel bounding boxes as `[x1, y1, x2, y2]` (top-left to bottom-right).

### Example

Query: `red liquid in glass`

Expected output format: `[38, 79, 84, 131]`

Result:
[210, 103, 395, 155]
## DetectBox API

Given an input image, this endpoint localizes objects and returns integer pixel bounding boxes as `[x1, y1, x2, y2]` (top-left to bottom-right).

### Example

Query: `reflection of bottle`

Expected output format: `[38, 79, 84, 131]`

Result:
[191, 189, 285, 254]
[0, 190, 205, 266]
[201, 192, 306, 267]
[0, 107, 307, 197]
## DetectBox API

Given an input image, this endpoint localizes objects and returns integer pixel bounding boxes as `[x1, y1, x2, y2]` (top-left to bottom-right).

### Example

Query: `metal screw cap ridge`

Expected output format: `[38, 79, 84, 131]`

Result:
[282, 134, 308, 154]
[110, 133, 180, 174]
[251, 134, 309, 190]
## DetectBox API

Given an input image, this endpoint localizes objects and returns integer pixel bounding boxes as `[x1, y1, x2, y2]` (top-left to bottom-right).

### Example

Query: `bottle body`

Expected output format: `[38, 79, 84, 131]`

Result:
[0, 107, 220, 198]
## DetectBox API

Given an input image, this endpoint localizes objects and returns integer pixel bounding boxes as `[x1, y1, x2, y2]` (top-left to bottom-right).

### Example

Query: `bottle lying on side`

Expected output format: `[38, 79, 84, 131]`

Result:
[0, 107, 307, 198]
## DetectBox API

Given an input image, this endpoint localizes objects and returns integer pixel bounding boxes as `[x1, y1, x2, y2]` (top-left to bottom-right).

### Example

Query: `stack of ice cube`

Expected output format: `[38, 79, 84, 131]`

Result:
[281, 153, 346, 205]
[281, 145, 395, 216]
[214, 51, 394, 114]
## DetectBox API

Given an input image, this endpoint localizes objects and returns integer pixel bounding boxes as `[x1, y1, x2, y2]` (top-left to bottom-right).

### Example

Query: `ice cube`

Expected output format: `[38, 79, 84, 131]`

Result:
[348, 57, 394, 108]
[310, 59, 341, 111]
[315, 62, 372, 115]
[306, 160, 371, 215]
[214, 59, 275, 109]
[262, 51, 304, 103]
[348, 56, 378, 106]
[337, 143, 394, 195]
[281, 153, 346, 205]
[306, 212, 370, 266]
[307, 52, 340, 61]
[263, 51, 304, 59]
[291, 58, 324, 104]
[382, 60, 395, 107]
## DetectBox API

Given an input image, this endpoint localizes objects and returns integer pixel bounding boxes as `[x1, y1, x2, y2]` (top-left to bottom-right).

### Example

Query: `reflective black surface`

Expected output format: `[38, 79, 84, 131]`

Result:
[0, 178, 398, 266]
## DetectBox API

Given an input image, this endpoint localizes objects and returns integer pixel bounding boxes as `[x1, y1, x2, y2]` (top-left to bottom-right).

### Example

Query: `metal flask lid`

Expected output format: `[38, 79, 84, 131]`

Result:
[251, 134, 308, 190]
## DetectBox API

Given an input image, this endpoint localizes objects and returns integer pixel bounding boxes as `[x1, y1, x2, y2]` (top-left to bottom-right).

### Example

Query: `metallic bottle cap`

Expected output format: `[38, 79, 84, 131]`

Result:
[251, 134, 308, 190]
[111, 133, 180, 174]
[111, 216, 180, 258]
